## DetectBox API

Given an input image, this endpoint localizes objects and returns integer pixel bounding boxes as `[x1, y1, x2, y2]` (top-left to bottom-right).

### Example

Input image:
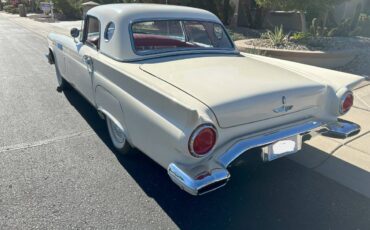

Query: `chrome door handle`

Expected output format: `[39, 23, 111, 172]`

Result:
[83, 55, 93, 74]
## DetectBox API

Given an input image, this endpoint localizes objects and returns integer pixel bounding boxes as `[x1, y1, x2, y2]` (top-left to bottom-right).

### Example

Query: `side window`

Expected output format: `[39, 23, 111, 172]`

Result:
[104, 22, 115, 41]
[84, 16, 100, 50]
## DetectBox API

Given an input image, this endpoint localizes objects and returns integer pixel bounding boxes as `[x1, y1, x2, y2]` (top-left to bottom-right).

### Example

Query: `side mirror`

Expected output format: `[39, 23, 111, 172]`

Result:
[70, 28, 80, 38]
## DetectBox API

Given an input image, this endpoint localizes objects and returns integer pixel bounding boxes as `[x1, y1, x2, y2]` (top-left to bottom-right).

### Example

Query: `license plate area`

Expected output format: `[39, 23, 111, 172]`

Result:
[262, 135, 302, 162]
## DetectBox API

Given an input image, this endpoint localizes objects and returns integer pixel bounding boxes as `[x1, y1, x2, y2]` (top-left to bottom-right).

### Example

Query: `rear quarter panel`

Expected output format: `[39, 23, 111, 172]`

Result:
[92, 55, 217, 168]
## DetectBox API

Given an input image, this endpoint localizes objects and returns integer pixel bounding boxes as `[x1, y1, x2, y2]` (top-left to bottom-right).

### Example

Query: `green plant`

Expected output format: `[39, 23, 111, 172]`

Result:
[261, 25, 286, 46]
[310, 18, 319, 36]
[52, 0, 83, 19]
[3, 5, 12, 11]
[309, 18, 329, 37]
[291, 32, 311, 41]
[3, 4, 18, 14]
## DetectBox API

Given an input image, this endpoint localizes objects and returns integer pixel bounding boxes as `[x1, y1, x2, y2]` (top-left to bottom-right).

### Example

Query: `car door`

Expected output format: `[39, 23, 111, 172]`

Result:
[68, 16, 100, 105]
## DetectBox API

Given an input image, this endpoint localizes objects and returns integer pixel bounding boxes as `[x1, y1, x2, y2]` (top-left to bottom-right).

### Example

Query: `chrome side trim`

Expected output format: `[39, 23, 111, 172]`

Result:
[217, 120, 325, 168]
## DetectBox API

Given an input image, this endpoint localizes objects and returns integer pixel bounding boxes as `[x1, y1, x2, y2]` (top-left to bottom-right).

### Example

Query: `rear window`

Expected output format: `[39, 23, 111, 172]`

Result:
[131, 20, 233, 54]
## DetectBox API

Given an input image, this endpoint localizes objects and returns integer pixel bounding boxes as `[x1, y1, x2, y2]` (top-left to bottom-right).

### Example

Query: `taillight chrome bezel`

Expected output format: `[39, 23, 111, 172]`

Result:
[188, 124, 218, 158]
[339, 91, 354, 115]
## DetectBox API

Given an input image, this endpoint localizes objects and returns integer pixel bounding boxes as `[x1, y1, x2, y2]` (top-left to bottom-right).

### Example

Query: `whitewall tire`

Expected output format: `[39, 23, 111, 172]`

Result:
[106, 117, 132, 155]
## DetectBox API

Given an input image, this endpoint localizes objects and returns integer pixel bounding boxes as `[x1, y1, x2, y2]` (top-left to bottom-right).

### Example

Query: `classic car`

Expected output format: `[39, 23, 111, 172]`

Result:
[47, 4, 363, 195]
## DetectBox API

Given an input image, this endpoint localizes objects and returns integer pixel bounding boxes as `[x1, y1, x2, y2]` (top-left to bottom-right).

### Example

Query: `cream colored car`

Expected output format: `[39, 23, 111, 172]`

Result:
[47, 4, 363, 195]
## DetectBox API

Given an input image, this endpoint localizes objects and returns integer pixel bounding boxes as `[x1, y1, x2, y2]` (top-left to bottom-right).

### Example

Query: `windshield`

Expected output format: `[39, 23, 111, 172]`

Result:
[131, 20, 234, 54]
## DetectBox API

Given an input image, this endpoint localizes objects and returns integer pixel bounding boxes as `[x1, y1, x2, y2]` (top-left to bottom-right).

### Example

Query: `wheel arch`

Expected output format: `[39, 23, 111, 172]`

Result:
[97, 107, 124, 132]
[95, 85, 132, 144]
[47, 48, 55, 65]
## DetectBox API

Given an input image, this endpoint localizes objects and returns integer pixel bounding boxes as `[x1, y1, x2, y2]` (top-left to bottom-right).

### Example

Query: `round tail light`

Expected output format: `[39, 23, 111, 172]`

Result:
[189, 125, 217, 158]
[340, 92, 354, 115]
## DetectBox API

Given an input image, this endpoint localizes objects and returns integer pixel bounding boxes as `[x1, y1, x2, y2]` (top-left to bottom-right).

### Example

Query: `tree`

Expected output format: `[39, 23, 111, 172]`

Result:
[52, 0, 82, 19]
[169, 0, 232, 24]
[51, 0, 233, 22]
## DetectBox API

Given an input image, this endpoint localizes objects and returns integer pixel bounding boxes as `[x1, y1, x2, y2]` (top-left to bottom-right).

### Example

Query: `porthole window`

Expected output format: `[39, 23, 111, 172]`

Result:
[104, 22, 115, 41]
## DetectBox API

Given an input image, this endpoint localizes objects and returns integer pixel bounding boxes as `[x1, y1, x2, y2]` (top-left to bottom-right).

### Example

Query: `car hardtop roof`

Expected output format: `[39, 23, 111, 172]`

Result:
[83, 3, 235, 62]
[87, 3, 222, 23]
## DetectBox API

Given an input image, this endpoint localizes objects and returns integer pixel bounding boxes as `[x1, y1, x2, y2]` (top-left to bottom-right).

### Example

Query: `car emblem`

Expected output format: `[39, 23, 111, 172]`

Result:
[273, 96, 294, 113]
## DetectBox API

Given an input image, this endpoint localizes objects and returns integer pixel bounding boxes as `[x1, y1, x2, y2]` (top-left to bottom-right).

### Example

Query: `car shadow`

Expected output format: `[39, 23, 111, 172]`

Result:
[62, 88, 370, 230]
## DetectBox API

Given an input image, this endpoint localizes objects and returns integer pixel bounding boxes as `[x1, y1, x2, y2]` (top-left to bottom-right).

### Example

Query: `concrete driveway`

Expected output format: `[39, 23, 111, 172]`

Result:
[0, 13, 370, 229]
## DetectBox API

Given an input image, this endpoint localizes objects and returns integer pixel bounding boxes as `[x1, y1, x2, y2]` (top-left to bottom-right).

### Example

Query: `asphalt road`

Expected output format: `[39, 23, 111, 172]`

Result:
[1, 16, 370, 229]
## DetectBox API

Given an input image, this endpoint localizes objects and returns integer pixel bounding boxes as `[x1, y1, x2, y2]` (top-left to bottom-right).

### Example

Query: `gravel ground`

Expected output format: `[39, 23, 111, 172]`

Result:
[244, 36, 370, 51]
[337, 47, 370, 76]
[227, 27, 262, 40]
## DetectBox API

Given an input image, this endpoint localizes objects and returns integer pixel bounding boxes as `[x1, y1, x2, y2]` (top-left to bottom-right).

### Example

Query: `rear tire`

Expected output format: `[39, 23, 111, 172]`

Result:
[106, 116, 132, 155]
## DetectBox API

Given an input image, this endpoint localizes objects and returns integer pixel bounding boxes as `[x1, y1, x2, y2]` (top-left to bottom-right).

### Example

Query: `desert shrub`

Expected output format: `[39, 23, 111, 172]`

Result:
[309, 18, 329, 37]
[291, 32, 311, 42]
[3, 5, 13, 11]
[3, 5, 19, 14]
[261, 25, 286, 46]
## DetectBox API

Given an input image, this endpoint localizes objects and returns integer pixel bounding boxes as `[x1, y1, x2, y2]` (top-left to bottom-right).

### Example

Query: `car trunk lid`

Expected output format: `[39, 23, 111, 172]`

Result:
[140, 55, 326, 128]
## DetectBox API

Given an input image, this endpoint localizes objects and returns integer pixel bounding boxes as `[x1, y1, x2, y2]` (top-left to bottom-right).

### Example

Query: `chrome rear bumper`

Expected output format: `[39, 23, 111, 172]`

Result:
[168, 119, 360, 196]
[324, 120, 361, 138]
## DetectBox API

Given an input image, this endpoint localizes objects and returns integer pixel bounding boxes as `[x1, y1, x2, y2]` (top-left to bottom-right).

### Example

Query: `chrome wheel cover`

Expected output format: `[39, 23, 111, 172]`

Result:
[107, 118, 126, 149]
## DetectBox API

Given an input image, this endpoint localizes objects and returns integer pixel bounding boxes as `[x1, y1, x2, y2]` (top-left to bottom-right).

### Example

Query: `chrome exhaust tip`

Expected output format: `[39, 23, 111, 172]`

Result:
[325, 120, 361, 138]
[168, 163, 230, 196]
